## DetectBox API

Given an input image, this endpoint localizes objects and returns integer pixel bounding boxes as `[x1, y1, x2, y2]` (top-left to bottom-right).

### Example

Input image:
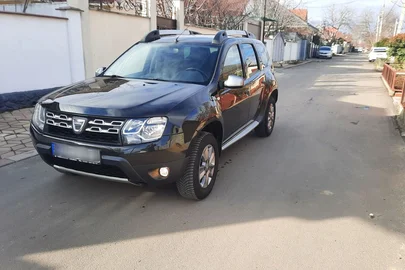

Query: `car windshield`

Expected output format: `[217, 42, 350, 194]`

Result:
[104, 42, 220, 85]
[320, 47, 331, 51]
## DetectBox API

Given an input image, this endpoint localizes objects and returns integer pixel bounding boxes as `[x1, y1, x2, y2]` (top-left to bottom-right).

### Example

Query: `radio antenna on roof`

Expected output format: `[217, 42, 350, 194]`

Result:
[175, 26, 190, 43]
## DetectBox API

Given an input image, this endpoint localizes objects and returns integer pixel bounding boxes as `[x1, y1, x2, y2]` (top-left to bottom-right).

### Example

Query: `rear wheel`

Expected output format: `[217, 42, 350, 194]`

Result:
[255, 97, 276, 137]
[176, 132, 219, 200]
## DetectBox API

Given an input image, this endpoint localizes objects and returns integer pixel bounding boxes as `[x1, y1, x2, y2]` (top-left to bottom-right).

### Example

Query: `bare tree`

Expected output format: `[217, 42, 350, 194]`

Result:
[261, 0, 305, 36]
[351, 8, 376, 48]
[185, 0, 256, 30]
[321, 4, 353, 40]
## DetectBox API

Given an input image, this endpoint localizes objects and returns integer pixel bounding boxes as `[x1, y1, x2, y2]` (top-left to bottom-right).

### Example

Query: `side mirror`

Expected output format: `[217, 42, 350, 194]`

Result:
[95, 67, 106, 77]
[224, 75, 244, 88]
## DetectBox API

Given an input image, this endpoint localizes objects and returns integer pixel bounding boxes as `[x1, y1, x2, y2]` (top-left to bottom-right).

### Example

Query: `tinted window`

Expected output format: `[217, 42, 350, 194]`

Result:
[240, 44, 259, 78]
[374, 48, 387, 52]
[221, 45, 243, 81]
[320, 47, 331, 51]
[255, 43, 270, 67]
[104, 43, 219, 85]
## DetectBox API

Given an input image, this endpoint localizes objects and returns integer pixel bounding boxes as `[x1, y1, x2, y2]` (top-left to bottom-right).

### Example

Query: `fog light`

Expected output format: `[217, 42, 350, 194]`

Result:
[159, 167, 169, 177]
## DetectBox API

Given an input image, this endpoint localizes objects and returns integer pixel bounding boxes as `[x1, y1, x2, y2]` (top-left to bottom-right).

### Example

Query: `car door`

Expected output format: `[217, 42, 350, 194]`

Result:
[217, 44, 250, 140]
[240, 43, 266, 120]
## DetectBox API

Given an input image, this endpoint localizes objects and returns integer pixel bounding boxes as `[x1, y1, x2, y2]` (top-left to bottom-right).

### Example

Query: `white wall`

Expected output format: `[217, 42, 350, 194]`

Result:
[284, 42, 299, 62]
[264, 39, 274, 64]
[85, 10, 151, 77]
[0, 12, 79, 93]
[0, 2, 67, 17]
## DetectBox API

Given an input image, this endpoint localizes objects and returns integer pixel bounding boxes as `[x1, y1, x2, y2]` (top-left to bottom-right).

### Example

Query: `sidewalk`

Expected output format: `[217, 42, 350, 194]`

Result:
[0, 108, 37, 167]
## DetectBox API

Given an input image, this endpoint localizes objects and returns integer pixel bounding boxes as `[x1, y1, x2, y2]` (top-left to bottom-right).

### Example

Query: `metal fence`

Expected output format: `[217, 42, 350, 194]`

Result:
[89, 0, 149, 17]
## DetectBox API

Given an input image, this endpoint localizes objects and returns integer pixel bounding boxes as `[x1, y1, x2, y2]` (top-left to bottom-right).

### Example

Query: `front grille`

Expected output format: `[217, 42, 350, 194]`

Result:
[44, 110, 125, 145]
[52, 157, 127, 178]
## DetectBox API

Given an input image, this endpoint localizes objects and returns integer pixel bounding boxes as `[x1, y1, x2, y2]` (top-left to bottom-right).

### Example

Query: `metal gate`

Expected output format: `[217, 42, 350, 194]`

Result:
[299, 40, 308, 61]
[247, 22, 261, 40]
[157, 17, 177, 30]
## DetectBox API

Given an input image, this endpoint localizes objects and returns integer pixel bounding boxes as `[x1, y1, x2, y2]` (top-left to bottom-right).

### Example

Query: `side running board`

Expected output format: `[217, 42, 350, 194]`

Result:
[222, 121, 260, 151]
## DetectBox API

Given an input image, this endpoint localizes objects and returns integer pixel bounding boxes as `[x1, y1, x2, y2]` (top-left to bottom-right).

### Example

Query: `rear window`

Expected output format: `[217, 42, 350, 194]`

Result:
[373, 48, 387, 52]
[320, 47, 331, 51]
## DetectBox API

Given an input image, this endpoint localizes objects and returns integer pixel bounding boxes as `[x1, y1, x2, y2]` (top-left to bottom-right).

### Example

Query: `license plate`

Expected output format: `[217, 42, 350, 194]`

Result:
[52, 143, 100, 164]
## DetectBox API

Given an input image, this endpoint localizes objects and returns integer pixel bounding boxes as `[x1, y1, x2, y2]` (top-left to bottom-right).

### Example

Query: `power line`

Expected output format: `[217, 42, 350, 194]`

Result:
[305, 0, 362, 9]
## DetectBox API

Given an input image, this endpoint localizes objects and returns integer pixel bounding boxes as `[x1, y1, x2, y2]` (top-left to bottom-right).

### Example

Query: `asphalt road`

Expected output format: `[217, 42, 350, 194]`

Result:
[1, 54, 405, 270]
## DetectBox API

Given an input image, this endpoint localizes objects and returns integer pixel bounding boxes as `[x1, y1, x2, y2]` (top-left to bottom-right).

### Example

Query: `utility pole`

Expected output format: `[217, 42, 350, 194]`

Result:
[262, 0, 267, 41]
[376, 15, 381, 42]
[397, 1, 405, 36]
[394, 19, 399, 36]
[378, 0, 386, 40]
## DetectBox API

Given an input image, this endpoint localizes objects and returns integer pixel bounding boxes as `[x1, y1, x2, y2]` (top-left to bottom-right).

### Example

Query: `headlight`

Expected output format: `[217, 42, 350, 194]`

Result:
[122, 117, 167, 145]
[32, 103, 46, 131]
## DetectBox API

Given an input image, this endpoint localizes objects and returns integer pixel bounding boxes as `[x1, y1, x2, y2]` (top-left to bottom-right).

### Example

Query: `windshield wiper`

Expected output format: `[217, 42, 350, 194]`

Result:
[103, 74, 127, 79]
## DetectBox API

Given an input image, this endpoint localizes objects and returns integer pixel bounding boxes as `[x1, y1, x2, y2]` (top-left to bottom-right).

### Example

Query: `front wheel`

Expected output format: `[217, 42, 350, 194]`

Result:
[255, 97, 276, 137]
[176, 132, 219, 200]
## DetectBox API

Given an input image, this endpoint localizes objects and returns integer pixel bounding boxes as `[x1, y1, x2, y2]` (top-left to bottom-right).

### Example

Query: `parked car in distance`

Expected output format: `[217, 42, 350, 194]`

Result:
[368, 47, 388, 62]
[318, 46, 333, 59]
[30, 29, 279, 200]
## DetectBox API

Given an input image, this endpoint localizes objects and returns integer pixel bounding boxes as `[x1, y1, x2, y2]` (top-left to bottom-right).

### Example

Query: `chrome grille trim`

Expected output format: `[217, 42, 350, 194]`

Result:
[46, 119, 72, 129]
[46, 112, 72, 121]
[85, 126, 120, 134]
[89, 119, 124, 127]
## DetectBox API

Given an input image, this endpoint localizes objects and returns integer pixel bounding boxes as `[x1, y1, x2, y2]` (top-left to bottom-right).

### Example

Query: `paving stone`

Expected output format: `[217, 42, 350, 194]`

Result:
[21, 138, 32, 144]
[11, 144, 25, 151]
[1, 151, 15, 159]
[1, 130, 14, 134]
[7, 150, 37, 162]
[16, 134, 30, 139]
[0, 158, 14, 167]
[14, 128, 27, 134]
[4, 134, 17, 140]
[0, 147, 11, 155]
[0, 141, 7, 147]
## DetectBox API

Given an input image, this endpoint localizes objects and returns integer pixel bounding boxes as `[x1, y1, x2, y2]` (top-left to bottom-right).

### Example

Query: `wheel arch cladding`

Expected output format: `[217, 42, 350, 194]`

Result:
[271, 89, 278, 103]
[201, 120, 223, 153]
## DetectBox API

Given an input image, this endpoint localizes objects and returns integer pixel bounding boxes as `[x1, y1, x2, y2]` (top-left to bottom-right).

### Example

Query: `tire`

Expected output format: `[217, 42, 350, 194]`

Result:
[255, 97, 276, 137]
[176, 132, 219, 200]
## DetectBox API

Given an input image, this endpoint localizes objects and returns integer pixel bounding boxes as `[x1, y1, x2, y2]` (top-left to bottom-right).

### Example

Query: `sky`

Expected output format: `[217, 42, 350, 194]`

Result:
[304, 0, 401, 26]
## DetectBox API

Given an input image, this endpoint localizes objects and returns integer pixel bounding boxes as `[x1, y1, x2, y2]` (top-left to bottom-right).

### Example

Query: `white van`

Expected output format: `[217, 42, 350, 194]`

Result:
[368, 47, 388, 62]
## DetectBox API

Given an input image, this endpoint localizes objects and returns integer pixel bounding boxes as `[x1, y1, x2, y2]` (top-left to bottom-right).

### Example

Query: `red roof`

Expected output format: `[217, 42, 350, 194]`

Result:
[290, 9, 308, 22]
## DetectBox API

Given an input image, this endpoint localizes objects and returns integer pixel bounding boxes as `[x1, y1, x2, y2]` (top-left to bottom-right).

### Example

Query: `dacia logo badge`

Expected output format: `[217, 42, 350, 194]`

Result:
[72, 117, 87, 134]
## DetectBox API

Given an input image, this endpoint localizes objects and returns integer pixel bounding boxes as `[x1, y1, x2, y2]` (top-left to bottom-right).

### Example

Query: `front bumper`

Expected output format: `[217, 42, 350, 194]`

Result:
[30, 125, 189, 186]
[319, 54, 332, 58]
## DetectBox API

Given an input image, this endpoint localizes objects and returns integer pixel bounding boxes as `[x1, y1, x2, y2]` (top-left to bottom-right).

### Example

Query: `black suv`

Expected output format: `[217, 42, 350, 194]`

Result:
[30, 30, 279, 200]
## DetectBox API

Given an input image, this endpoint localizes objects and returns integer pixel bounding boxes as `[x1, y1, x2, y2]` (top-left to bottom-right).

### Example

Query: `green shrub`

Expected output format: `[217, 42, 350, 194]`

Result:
[375, 38, 390, 47]
[374, 58, 388, 71]
[388, 34, 405, 65]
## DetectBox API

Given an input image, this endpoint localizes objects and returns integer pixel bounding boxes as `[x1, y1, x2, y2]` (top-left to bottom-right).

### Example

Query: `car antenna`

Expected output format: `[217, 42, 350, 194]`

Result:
[175, 27, 190, 43]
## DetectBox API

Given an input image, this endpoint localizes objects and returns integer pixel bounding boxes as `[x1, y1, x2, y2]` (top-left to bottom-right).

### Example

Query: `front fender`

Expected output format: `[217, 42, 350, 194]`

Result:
[182, 96, 223, 143]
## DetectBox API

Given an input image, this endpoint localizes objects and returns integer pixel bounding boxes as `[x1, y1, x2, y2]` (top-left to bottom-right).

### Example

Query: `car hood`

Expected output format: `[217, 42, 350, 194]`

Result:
[41, 77, 205, 118]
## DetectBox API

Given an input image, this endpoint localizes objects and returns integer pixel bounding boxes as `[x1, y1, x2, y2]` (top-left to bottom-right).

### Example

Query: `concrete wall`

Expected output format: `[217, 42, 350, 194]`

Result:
[0, 11, 84, 94]
[85, 10, 151, 76]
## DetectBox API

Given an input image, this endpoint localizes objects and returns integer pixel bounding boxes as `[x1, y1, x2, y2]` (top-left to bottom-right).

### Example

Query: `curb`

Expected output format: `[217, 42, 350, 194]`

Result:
[283, 60, 313, 69]
[380, 75, 395, 96]
[0, 150, 38, 168]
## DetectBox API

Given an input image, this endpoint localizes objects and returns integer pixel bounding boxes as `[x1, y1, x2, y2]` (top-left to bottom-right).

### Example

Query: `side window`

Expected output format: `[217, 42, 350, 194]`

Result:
[221, 45, 244, 81]
[240, 43, 259, 79]
[255, 43, 270, 67]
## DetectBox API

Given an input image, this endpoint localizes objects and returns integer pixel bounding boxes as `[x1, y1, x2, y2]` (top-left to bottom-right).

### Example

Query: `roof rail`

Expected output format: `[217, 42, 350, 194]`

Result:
[212, 30, 257, 44]
[141, 29, 201, 42]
